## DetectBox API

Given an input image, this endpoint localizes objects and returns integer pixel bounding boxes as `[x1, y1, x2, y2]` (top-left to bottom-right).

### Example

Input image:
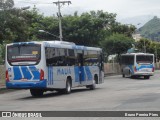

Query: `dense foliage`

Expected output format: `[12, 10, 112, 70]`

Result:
[136, 38, 160, 61]
[1, 0, 159, 63]
[102, 33, 134, 56]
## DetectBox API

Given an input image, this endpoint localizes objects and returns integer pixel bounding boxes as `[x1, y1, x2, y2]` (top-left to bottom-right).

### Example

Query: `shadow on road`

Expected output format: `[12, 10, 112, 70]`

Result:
[131, 77, 151, 80]
[123, 76, 151, 80]
[17, 87, 102, 100]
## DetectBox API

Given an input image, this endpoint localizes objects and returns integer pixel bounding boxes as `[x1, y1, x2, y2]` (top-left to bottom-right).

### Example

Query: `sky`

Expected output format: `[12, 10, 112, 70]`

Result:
[14, 0, 160, 20]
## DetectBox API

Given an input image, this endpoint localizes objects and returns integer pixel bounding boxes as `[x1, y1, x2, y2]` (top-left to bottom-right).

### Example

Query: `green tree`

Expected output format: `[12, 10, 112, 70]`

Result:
[136, 38, 160, 61]
[0, 0, 14, 44]
[62, 10, 116, 46]
[111, 23, 136, 37]
[136, 38, 151, 53]
[37, 16, 59, 40]
[0, 6, 45, 44]
[102, 33, 135, 58]
[0, 8, 29, 43]
[0, 0, 14, 10]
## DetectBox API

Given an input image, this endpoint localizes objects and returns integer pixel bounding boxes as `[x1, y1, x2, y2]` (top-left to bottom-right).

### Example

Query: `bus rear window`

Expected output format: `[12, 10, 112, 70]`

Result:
[7, 44, 41, 65]
[136, 55, 153, 64]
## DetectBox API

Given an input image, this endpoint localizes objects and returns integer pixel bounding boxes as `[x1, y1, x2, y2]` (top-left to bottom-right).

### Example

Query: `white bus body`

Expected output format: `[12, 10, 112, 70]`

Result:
[6, 41, 104, 96]
[121, 53, 154, 79]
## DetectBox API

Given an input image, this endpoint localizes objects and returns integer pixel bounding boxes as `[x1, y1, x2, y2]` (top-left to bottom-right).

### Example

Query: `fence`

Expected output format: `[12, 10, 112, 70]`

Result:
[104, 63, 121, 75]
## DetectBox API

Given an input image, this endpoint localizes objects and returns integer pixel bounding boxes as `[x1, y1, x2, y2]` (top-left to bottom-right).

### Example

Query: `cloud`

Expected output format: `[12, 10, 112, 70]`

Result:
[14, 0, 160, 19]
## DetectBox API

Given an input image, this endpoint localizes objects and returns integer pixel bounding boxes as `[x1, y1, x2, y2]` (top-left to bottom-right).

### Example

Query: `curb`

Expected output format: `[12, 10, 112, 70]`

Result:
[105, 73, 120, 77]
[0, 87, 17, 94]
[0, 84, 5, 89]
[0, 84, 15, 94]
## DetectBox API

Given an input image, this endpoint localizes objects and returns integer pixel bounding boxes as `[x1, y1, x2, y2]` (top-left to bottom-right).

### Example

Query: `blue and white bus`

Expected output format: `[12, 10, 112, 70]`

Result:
[5, 41, 104, 96]
[121, 53, 154, 79]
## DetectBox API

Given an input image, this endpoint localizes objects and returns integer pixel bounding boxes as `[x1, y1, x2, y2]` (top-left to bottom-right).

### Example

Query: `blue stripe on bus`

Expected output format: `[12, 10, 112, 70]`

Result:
[76, 46, 84, 50]
[74, 67, 79, 82]
[48, 66, 53, 85]
[21, 66, 32, 80]
[29, 66, 40, 80]
[85, 66, 92, 80]
[80, 67, 86, 81]
[47, 66, 50, 85]
[50, 67, 52, 85]
[13, 66, 22, 80]
[128, 65, 134, 74]
[137, 65, 153, 70]
[50, 67, 53, 85]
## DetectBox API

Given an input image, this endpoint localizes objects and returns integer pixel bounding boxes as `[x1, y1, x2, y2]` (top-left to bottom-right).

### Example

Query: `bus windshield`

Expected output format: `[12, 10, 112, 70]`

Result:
[136, 55, 153, 64]
[7, 44, 41, 65]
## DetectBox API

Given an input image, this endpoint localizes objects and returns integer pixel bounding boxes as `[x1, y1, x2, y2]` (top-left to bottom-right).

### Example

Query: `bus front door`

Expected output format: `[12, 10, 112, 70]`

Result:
[99, 54, 104, 83]
[77, 52, 85, 84]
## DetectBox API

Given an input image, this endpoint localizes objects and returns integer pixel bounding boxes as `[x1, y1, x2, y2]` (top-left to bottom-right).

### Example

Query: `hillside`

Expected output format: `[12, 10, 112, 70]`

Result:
[138, 16, 160, 41]
[118, 15, 154, 29]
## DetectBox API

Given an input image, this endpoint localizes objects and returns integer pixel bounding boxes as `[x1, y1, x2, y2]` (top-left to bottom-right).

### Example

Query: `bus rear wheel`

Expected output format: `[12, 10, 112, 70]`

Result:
[122, 74, 125, 78]
[30, 89, 44, 97]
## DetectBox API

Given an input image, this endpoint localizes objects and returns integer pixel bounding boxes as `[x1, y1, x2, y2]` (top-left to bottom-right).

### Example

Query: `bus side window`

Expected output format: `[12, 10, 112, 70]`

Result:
[67, 49, 76, 66]
[45, 47, 59, 66]
[57, 49, 67, 66]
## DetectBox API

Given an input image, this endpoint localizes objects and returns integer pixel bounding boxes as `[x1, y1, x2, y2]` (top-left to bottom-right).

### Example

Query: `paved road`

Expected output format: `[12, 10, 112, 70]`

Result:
[0, 71, 160, 119]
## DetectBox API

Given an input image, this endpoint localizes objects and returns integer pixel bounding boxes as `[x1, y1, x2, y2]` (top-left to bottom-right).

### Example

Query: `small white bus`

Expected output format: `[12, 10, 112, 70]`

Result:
[121, 53, 154, 79]
[6, 41, 104, 96]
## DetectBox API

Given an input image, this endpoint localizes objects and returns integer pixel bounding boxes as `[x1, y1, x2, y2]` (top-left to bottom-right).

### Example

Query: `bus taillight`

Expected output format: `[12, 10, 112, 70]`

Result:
[6, 70, 9, 82]
[152, 67, 154, 72]
[134, 66, 137, 72]
[40, 69, 44, 80]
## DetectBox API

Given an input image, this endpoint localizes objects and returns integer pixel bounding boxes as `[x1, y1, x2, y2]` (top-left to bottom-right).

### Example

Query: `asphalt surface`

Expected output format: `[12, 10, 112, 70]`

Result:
[0, 70, 160, 120]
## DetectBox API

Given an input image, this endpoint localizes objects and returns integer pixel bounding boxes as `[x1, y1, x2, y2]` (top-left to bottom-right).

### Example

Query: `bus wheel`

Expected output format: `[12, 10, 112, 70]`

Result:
[122, 74, 125, 78]
[87, 77, 96, 90]
[144, 76, 150, 79]
[30, 89, 44, 97]
[63, 79, 71, 94]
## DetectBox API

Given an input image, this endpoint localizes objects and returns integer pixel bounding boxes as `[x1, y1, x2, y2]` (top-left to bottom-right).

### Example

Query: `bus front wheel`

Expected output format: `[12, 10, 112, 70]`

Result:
[30, 89, 44, 97]
[86, 76, 97, 90]
[63, 79, 71, 94]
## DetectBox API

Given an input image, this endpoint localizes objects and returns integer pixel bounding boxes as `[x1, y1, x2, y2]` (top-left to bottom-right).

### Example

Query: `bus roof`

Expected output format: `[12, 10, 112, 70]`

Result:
[121, 53, 154, 56]
[7, 41, 102, 51]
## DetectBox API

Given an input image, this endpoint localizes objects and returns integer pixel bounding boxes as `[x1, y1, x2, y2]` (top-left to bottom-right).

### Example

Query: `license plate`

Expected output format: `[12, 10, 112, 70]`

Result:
[21, 79, 28, 81]
[141, 69, 151, 72]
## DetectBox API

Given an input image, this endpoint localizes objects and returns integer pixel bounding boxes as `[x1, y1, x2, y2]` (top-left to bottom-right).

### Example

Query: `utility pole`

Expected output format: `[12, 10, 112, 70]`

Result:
[53, 1, 71, 41]
[155, 45, 158, 63]
[144, 40, 146, 53]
